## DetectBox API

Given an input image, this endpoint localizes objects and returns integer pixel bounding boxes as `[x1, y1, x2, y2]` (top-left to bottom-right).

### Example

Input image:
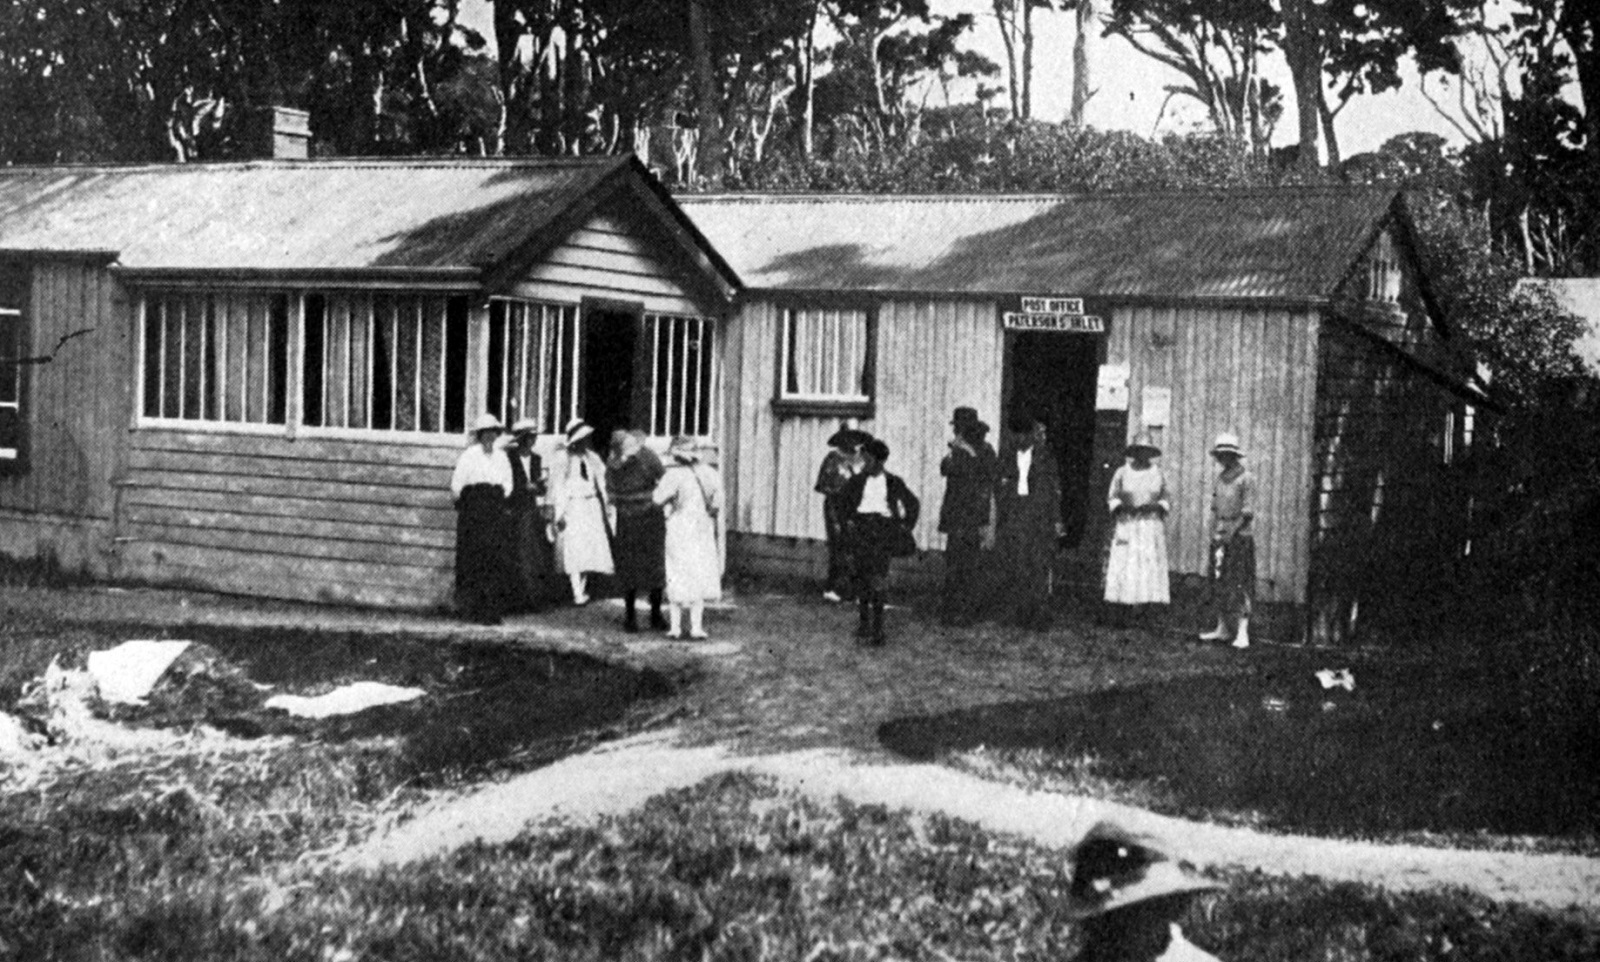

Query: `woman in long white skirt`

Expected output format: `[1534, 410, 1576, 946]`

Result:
[652, 435, 723, 640]
[550, 418, 613, 604]
[1104, 432, 1171, 623]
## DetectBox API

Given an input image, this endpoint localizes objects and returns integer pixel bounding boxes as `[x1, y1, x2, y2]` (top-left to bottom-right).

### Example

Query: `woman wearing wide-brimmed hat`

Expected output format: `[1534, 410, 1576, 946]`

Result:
[1064, 821, 1224, 961]
[549, 417, 614, 605]
[1104, 432, 1172, 620]
[1200, 432, 1255, 649]
[815, 423, 870, 602]
[449, 413, 514, 625]
[651, 436, 724, 639]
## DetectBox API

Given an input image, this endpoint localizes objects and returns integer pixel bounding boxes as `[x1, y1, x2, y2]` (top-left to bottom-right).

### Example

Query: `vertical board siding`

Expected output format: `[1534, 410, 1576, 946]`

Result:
[1308, 317, 1457, 644]
[0, 261, 127, 523]
[719, 297, 1004, 553]
[1106, 304, 1317, 604]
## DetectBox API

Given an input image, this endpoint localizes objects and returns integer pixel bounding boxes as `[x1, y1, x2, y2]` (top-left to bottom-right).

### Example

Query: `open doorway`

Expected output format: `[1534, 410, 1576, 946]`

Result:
[1004, 330, 1118, 552]
[579, 304, 641, 443]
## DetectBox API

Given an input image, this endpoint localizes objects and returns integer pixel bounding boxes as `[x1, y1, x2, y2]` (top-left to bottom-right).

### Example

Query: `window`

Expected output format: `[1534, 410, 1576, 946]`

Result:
[1366, 231, 1401, 304]
[303, 292, 468, 434]
[140, 291, 290, 425]
[0, 277, 25, 468]
[485, 298, 579, 432]
[486, 301, 717, 438]
[776, 305, 873, 415]
[644, 313, 716, 437]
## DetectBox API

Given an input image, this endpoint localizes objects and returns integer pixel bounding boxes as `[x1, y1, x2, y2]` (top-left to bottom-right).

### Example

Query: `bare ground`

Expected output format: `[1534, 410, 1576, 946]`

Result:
[8, 582, 1598, 915]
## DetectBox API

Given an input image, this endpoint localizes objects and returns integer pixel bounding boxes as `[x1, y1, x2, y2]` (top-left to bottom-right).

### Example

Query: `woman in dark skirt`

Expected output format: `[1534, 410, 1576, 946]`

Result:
[838, 437, 920, 645]
[449, 413, 514, 625]
[505, 417, 561, 612]
[606, 429, 668, 631]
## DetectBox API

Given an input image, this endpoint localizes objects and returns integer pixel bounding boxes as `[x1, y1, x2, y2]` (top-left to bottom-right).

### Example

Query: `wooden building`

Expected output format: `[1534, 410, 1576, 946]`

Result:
[0, 156, 737, 607]
[682, 187, 1485, 642]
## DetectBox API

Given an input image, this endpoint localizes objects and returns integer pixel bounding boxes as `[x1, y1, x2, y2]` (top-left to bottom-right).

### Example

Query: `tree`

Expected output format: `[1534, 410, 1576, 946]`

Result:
[1069, 0, 1096, 126]
[1104, 0, 1277, 154]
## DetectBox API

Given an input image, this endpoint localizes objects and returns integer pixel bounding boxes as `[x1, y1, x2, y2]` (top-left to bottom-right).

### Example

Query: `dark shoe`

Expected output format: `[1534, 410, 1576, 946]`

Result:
[870, 603, 887, 646]
[623, 619, 639, 634]
[649, 611, 670, 631]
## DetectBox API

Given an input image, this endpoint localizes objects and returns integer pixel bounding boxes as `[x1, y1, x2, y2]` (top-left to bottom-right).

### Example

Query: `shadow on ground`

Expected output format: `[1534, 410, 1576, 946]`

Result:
[878, 648, 1600, 840]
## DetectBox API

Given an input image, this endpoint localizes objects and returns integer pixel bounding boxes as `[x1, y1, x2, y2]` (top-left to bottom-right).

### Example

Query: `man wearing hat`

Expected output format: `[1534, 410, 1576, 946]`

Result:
[449, 413, 514, 625]
[1200, 433, 1255, 649]
[815, 423, 869, 602]
[938, 406, 997, 626]
[995, 413, 1064, 630]
[1065, 821, 1224, 961]
[504, 416, 559, 613]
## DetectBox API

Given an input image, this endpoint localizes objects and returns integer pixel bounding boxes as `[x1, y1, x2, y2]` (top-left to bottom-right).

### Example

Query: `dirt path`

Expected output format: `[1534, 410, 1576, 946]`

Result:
[347, 728, 1600, 914]
[12, 584, 1600, 915]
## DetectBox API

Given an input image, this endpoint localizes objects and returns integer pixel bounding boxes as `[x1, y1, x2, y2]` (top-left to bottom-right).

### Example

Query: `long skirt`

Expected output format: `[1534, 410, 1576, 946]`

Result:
[613, 508, 666, 590]
[1104, 512, 1171, 605]
[556, 493, 614, 575]
[455, 485, 509, 621]
[509, 502, 560, 611]
[1210, 533, 1256, 615]
[663, 510, 721, 604]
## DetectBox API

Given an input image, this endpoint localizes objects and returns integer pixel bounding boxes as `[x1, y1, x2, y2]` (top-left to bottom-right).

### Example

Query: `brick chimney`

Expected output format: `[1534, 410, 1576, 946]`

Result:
[245, 106, 311, 160]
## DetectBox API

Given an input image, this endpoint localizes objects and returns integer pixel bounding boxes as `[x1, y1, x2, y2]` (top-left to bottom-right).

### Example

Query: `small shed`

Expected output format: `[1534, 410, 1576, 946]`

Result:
[0, 156, 737, 607]
[682, 187, 1484, 643]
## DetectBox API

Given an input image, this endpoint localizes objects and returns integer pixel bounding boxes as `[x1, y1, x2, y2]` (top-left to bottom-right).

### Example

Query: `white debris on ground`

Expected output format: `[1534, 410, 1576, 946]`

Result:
[86, 640, 194, 704]
[264, 681, 426, 719]
[1315, 669, 1356, 692]
[0, 710, 43, 755]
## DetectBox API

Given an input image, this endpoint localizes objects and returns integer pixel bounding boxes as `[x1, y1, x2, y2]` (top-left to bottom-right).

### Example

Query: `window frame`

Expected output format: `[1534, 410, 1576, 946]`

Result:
[135, 289, 292, 434]
[771, 299, 876, 419]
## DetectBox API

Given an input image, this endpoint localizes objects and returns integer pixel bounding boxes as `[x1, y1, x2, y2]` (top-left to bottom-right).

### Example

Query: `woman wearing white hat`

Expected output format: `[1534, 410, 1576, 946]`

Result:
[549, 417, 614, 605]
[449, 413, 514, 625]
[1064, 821, 1224, 961]
[1201, 433, 1255, 649]
[1104, 432, 1172, 621]
[652, 435, 724, 639]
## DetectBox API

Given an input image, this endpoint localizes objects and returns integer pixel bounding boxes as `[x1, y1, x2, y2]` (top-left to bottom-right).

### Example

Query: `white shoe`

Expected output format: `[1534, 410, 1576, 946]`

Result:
[1231, 636, 1250, 649]
[1232, 618, 1251, 649]
[822, 591, 843, 603]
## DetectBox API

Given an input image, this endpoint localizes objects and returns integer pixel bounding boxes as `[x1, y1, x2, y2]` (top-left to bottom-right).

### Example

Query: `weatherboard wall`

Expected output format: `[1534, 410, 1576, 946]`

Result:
[0, 259, 130, 575]
[718, 295, 1318, 604]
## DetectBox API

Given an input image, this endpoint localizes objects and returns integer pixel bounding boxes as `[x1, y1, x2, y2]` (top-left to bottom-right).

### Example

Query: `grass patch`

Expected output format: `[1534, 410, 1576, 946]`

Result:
[879, 647, 1600, 849]
[9, 773, 1594, 961]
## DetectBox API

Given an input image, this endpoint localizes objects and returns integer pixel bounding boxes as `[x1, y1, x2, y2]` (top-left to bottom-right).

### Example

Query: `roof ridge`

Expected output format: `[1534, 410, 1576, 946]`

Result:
[0, 155, 629, 175]
[678, 184, 1397, 203]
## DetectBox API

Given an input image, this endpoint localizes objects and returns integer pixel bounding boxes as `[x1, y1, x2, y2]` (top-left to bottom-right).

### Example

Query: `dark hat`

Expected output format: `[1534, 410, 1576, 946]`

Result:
[828, 427, 871, 449]
[951, 406, 980, 427]
[1126, 432, 1161, 458]
[862, 438, 890, 462]
[1064, 822, 1220, 920]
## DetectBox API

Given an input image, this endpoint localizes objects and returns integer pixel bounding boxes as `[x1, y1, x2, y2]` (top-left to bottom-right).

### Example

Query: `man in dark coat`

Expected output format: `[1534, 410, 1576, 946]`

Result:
[505, 418, 559, 613]
[938, 406, 997, 626]
[995, 414, 1063, 629]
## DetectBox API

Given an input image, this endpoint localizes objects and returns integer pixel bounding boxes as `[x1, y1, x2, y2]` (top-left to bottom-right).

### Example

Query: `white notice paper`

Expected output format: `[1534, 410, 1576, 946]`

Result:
[1142, 386, 1171, 427]
[1096, 364, 1130, 411]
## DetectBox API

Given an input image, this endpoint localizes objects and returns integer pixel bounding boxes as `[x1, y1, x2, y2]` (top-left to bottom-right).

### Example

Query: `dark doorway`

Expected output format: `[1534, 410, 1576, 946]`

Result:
[1004, 330, 1108, 550]
[579, 305, 641, 443]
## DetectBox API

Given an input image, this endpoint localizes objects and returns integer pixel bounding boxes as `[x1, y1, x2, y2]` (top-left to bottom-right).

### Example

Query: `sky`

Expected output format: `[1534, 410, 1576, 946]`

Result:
[457, 0, 1482, 159]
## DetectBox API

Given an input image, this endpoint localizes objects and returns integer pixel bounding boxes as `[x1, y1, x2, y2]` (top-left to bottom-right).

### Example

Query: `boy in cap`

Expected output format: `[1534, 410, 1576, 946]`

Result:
[1200, 433, 1255, 649]
[938, 406, 997, 626]
[1065, 821, 1224, 961]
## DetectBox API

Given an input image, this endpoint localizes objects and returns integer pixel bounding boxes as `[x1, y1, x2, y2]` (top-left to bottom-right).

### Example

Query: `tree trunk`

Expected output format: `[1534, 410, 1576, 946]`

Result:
[1021, 0, 1034, 120]
[688, 0, 724, 183]
[994, 0, 1020, 119]
[1281, 0, 1323, 172]
[796, 2, 818, 157]
[1070, 0, 1094, 126]
[1318, 89, 1342, 169]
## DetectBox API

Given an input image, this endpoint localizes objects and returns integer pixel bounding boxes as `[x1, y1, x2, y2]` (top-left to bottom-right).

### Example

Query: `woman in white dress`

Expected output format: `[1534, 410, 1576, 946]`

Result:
[1104, 432, 1172, 621]
[549, 418, 613, 605]
[652, 435, 723, 640]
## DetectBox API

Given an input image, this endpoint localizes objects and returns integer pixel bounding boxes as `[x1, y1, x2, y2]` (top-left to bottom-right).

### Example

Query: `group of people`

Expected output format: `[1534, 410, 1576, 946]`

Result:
[818, 407, 1257, 647]
[449, 414, 724, 640]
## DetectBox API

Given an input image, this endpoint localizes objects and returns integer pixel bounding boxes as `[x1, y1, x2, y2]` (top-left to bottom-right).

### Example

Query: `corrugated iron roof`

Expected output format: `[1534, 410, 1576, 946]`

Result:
[0, 156, 634, 272]
[679, 186, 1400, 301]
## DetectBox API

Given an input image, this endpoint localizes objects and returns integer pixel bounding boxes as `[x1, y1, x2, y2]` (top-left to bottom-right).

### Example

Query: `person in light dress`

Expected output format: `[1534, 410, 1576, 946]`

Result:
[652, 435, 724, 640]
[549, 418, 613, 605]
[1104, 432, 1172, 625]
